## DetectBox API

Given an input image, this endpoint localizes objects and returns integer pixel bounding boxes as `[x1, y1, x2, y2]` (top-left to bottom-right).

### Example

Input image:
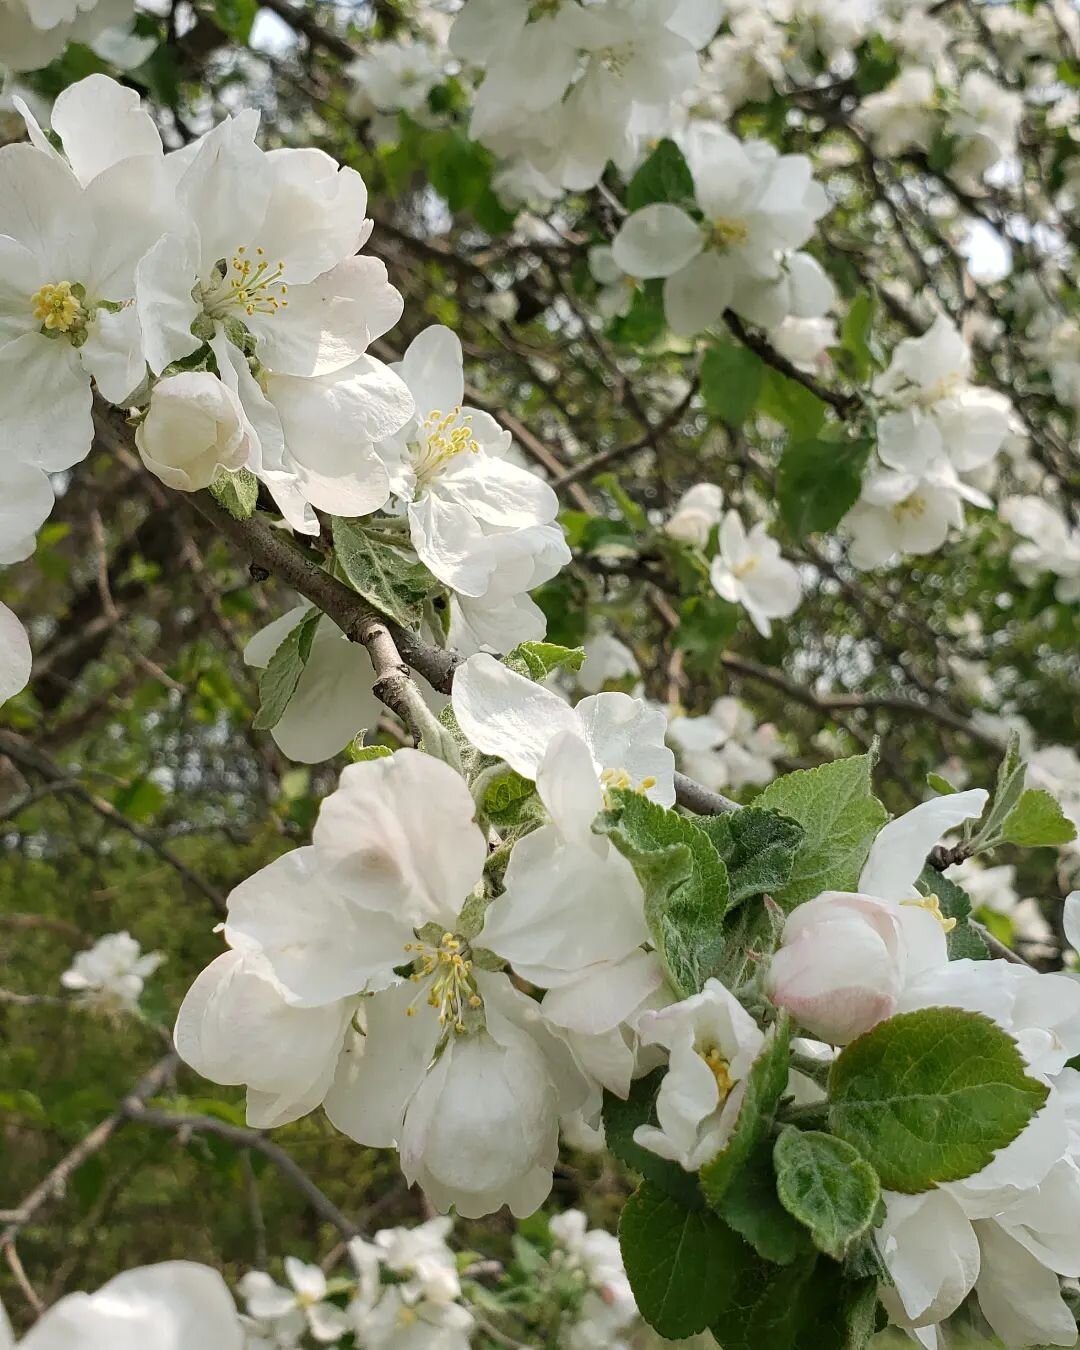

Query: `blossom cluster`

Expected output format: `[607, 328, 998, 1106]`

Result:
[0, 77, 568, 711]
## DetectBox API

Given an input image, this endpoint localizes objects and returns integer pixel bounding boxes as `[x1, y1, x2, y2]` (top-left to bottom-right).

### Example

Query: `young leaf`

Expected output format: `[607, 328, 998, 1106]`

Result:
[626, 138, 694, 210]
[696, 808, 805, 907]
[777, 437, 872, 540]
[332, 518, 435, 628]
[756, 755, 888, 908]
[699, 1013, 791, 1208]
[602, 1073, 703, 1208]
[505, 641, 586, 681]
[757, 366, 828, 436]
[209, 466, 259, 520]
[829, 1008, 1049, 1192]
[701, 341, 765, 428]
[597, 789, 730, 997]
[972, 731, 1025, 848]
[996, 788, 1077, 848]
[773, 1128, 881, 1261]
[252, 608, 321, 731]
[715, 1139, 813, 1265]
[619, 1182, 744, 1338]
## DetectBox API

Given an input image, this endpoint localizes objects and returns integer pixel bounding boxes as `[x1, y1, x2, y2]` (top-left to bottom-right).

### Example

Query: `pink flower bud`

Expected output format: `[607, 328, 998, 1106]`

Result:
[765, 892, 906, 1045]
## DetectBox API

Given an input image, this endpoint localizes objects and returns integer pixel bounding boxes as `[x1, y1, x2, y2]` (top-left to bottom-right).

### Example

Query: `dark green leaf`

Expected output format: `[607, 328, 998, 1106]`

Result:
[620, 1182, 744, 1338]
[702, 341, 765, 428]
[626, 138, 694, 211]
[773, 1128, 881, 1260]
[829, 1009, 1049, 1193]
[715, 1139, 812, 1265]
[777, 437, 872, 539]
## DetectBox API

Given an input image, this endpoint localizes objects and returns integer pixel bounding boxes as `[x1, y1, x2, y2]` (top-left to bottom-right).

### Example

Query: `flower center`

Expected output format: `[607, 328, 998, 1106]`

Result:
[600, 767, 657, 795]
[732, 556, 759, 579]
[700, 1046, 734, 1098]
[205, 246, 289, 319]
[712, 217, 750, 249]
[411, 408, 481, 486]
[598, 42, 635, 74]
[31, 280, 86, 335]
[893, 493, 927, 522]
[404, 932, 483, 1033]
[901, 893, 957, 933]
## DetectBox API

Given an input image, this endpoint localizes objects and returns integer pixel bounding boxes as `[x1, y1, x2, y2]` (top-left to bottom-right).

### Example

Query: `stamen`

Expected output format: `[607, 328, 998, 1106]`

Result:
[30, 281, 85, 334]
[901, 893, 957, 934]
[204, 247, 290, 319]
[701, 1046, 735, 1098]
[712, 217, 750, 249]
[402, 931, 482, 1033]
[411, 407, 482, 485]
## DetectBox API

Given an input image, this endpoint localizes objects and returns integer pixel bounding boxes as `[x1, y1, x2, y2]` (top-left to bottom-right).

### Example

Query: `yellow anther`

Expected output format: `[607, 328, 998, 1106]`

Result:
[901, 893, 957, 934]
[411, 406, 482, 485]
[712, 217, 750, 249]
[403, 930, 483, 1031]
[31, 281, 83, 334]
[206, 247, 289, 320]
[894, 493, 928, 522]
[701, 1046, 735, 1098]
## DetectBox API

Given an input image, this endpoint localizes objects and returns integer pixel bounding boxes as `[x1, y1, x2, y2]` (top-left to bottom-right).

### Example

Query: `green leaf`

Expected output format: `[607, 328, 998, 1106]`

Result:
[777, 437, 872, 539]
[697, 808, 805, 907]
[757, 755, 888, 908]
[700, 1013, 791, 1208]
[757, 367, 828, 436]
[612, 281, 666, 347]
[346, 741, 393, 764]
[997, 788, 1078, 848]
[773, 1128, 881, 1261]
[112, 777, 166, 822]
[332, 518, 435, 628]
[482, 769, 540, 829]
[620, 1182, 744, 1338]
[839, 293, 877, 381]
[926, 772, 957, 796]
[595, 472, 648, 529]
[626, 138, 694, 210]
[701, 341, 765, 428]
[209, 466, 259, 520]
[711, 1254, 881, 1350]
[252, 608, 321, 732]
[715, 1139, 812, 1265]
[597, 789, 730, 996]
[212, 0, 257, 40]
[504, 641, 585, 680]
[602, 1072, 703, 1208]
[829, 1008, 1049, 1193]
[972, 732, 1024, 848]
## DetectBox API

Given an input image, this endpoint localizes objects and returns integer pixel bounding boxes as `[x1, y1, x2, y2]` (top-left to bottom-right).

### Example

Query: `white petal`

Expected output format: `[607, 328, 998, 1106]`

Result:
[859, 790, 989, 901]
[396, 325, 465, 413]
[225, 847, 408, 1005]
[452, 653, 579, 779]
[663, 250, 734, 338]
[0, 603, 32, 706]
[0, 332, 92, 471]
[51, 74, 162, 184]
[575, 692, 676, 805]
[612, 204, 703, 280]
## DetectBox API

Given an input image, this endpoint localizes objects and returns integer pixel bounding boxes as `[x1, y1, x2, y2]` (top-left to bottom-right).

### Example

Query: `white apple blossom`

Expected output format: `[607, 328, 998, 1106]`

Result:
[766, 789, 988, 1044]
[1001, 495, 1080, 604]
[452, 652, 675, 803]
[633, 977, 765, 1170]
[874, 314, 1012, 482]
[347, 39, 446, 119]
[0, 0, 133, 72]
[375, 326, 567, 601]
[665, 482, 724, 548]
[2, 1262, 244, 1349]
[588, 244, 636, 321]
[768, 314, 837, 373]
[60, 931, 164, 1010]
[446, 522, 570, 656]
[577, 633, 640, 694]
[350, 1217, 461, 1306]
[238, 1261, 349, 1345]
[612, 124, 829, 337]
[858, 67, 938, 157]
[550, 1210, 639, 1349]
[843, 467, 967, 571]
[353, 1286, 474, 1350]
[479, 729, 665, 1096]
[244, 606, 383, 764]
[0, 140, 171, 471]
[667, 696, 783, 793]
[136, 372, 255, 492]
[708, 511, 801, 637]
[947, 70, 1024, 187]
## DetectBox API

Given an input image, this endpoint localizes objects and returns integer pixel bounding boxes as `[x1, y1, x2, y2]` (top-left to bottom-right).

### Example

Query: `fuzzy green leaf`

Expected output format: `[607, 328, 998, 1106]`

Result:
[773, 1128, 881, 1260]
[332, 518, 435, 628]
